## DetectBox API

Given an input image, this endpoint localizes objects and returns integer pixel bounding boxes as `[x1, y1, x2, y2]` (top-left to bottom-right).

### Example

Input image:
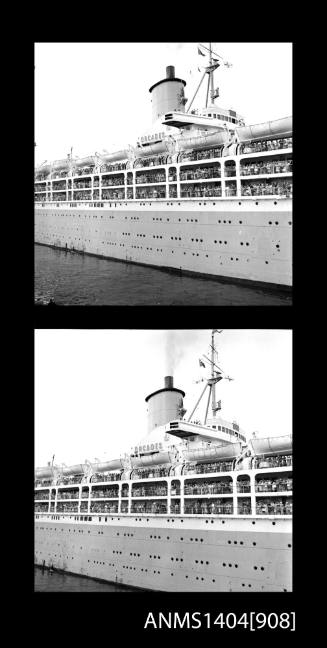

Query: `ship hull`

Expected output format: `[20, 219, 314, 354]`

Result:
[34, 198, 292, 287]
[35, 514, 292, 592]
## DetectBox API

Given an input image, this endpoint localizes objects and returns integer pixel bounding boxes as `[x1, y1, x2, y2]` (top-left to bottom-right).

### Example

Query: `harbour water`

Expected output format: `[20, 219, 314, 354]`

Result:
[34, 566, 138, 592]
[34, 244, 292, 306]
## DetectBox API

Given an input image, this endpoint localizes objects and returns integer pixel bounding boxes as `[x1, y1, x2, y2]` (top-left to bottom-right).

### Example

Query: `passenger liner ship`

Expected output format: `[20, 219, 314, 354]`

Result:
[34, 44, 292, 288]
[35, 331, 292, 591]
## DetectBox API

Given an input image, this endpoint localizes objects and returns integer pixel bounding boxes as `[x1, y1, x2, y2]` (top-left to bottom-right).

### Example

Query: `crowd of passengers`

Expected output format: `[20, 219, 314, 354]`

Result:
[168, 170, 177, 181]
[35, 194, 46, 200]
[58, 475, 83, 485]
[237, 481, 251, 492]
[91, 487, 118, 498]
[184, 500, 233, 515]
[180, 147, 222, 162]
[56, 502, 79, 512]
[73, 191, 92, 201]
[136, 172, 166, 184]
[127, 189, 134, 198]
[100, 162, 126, 173]
[132, 484, 167, 497]
[240, 159, 292, 175]
[241, 180, 292, 196]
[91, 501, 118, 513]
[185, 461, 234, 475]
[34, 503, 49, 512]
[170, 502, 181, 513]
[240, 137, 292, 155]
[102, 189, 125, 200]
[135, 155, 166, 168]
[73, 180, 91, 189]
[238, 501, 252, 515]
[91, 472, 122, 482]
[256, 477, 292, 492]
[255, 454, 292, 469]
[135, 187, 166, 199]
[34, 492, 49, 500]
[52, 181, 66, 190]
[225, 184, 237, 196]
[256, 498, 292, 515]
[50, 193, 67, 201]
[170, 483, 181, 495]
[181, 184, 222, 198]
[169, 187, 177, 197]
[75, 167, 95, 176]
[57, 489, 79, 499]
[131, 501, 167, 514]
[133, 467, 170, 479]
[35, 479, 52, 487]
[184, 480, 232, 495]
[180, 165, 221, 181]
[102, 175, 124, 186]
[80, 502, 88, 511]
[224, 165, 237, 176]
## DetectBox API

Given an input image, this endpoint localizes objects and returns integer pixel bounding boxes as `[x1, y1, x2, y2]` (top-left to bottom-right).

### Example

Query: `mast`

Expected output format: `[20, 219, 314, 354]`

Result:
[211, 329, 218, 417]
[209, 42, 215, 105]
[187, 329, 223, 424]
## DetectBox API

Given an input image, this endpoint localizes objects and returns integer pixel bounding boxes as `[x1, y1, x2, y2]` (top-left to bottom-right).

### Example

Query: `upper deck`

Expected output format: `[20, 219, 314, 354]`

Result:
[35, 136, 292, 204]
[35, 447, 292, 519]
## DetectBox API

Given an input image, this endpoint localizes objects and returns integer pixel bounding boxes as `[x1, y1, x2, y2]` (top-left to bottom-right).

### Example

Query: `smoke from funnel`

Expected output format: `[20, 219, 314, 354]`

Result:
[164, 330, 202, 376]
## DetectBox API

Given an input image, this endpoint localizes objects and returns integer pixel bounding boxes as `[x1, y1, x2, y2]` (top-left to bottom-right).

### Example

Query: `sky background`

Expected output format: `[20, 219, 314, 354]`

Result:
[35, 42, 292, 166]
[35, 329, 292, 467]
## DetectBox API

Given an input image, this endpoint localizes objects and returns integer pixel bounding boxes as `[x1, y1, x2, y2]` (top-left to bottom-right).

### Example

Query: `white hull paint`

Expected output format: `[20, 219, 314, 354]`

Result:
[35, 513, 292, 591]
[35, 197, 292, 287]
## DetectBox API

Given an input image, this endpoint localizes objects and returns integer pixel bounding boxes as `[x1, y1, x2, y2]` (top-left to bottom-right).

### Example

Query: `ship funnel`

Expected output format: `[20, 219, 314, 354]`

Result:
[145, 376, 185, 433]
[166, 66, 175, 79]
[149, 66, 186, 123]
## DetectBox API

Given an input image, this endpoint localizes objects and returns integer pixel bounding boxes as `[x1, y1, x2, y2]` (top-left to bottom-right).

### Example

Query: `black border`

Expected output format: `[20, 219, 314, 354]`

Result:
[30, 35, 301, 640]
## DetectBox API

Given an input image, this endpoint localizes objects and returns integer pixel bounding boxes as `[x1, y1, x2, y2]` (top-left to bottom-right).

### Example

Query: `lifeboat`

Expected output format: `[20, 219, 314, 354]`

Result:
[51, 159, 70, 171]
[35, 163, 52, 177]
[60, 463, 87, 476]
[35, 466, 54, 479]
[131, 450, 173, 468]
[184, 441, 242, 463]
[249, 435, 292, 456]
[236, 116, 292, 142]
[74, 156, 96, 168]
[178, 130, 229, 151]
[98, 150, 129, 163]
[89, 459, 124, 472]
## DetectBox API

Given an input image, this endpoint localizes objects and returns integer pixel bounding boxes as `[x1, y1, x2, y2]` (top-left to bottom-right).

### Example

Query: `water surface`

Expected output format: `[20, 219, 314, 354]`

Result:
[34, 244, 292, 306]
[34, 566, 137, 592]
